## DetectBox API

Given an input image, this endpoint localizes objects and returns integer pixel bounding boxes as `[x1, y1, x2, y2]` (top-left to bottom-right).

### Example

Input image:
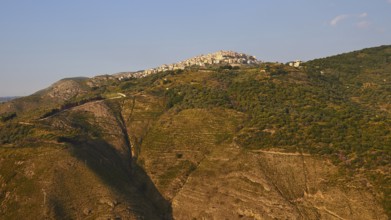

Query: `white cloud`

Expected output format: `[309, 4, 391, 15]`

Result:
[356, 21, 371, 29]
[359, 12, 367, 18]
[329, 12, 374, 30]
[330, 14, 349, 26]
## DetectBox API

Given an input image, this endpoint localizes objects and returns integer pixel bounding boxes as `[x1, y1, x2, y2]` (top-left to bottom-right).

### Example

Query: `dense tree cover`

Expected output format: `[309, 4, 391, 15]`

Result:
[0, 123, 33, 144]
[164, 69, 390, 162]
[306, 45, 391, 108]
[165, 85, 232, 109]
[0, 112, 17, 122]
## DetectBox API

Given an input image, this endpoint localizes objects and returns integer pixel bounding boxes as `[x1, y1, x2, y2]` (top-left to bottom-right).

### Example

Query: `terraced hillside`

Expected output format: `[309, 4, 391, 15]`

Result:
[0, 46, 390, 219]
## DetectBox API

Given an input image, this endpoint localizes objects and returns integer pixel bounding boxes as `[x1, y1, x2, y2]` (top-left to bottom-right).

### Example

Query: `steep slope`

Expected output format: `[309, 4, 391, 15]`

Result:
[172, 148, 384, 219]
[0, 46, 390, 219]
[0, 99, 170, 219]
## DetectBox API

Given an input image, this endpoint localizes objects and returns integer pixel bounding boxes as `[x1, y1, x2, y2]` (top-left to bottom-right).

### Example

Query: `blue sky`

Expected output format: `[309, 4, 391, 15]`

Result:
[0, 0, 390, 96]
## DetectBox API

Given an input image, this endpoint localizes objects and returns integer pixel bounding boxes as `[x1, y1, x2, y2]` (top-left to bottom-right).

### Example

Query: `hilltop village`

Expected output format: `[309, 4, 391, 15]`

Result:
[117, 51, 260, 80]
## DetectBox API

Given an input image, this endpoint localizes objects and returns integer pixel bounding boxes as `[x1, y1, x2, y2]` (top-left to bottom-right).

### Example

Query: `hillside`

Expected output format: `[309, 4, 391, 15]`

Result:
[0, 47, 390, 219]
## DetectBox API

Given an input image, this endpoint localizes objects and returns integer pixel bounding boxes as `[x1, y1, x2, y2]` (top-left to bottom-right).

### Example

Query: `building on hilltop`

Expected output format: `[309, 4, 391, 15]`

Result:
[288, 60, 302, 67]
[116, 50, 261, 80]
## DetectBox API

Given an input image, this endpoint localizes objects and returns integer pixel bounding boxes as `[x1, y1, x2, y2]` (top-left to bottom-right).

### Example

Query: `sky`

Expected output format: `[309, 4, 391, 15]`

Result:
[0, 0, 390, 96]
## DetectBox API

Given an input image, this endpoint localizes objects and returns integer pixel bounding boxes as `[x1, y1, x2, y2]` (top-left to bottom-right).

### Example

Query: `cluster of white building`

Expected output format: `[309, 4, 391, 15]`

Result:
[288, 60, 302, 68]
[116, 51, 260, 80]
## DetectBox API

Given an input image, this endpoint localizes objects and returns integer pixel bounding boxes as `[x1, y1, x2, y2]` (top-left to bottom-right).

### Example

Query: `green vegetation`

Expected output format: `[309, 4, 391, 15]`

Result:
[165, 85, 232, 109]
[0, 112, 17, 122]
[0, 123, 34, 145]
[40, 95, 103, 119]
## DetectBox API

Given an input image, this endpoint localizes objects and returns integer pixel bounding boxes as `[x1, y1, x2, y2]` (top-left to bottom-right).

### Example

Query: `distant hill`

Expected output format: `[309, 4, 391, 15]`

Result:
[0, 96, 19, 103]
[0, 46, 390, 219]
